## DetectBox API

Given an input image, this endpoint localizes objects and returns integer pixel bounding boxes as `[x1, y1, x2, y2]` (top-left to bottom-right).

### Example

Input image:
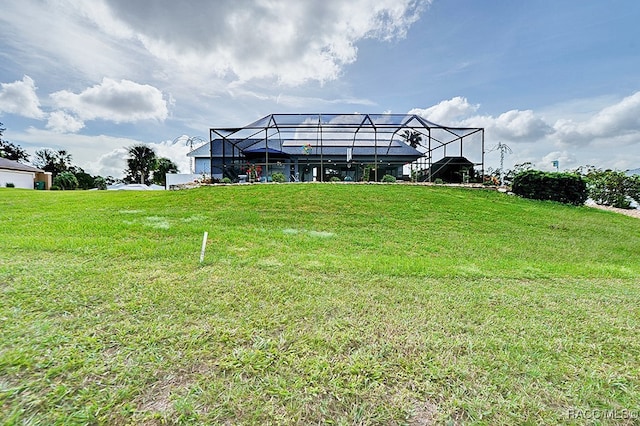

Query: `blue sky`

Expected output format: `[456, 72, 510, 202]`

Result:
[1, 0, 639, 177]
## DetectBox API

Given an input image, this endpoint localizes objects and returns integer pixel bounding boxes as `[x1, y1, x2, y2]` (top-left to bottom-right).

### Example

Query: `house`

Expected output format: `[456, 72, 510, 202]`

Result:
[0, 157, 51, 189]
[188, 113, 485, 182]
[188, 137, 423, 182]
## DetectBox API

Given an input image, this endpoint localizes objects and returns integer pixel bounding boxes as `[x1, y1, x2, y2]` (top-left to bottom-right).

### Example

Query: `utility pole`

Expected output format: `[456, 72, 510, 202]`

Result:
[490, 141, 512, 186]
[174, 135, 205, 174]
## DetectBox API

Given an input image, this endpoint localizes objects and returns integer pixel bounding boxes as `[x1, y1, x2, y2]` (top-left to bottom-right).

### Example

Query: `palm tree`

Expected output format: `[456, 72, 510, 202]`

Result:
[33, 148, 73, 177]
[0, 123, 30, 163]
[125, 144, 157, 185]
[401, 130, 423, 148]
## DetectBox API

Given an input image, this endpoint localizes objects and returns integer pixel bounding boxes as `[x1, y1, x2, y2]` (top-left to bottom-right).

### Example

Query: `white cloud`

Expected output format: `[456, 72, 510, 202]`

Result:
[409, 96, 479, 124]
[409, 97, 553, 143]
[92, 0, 430, 85]
[553, 91, 640, 145]
[465, 110, 553, 141]
[150, 139, 191, 175]
[0, 1, 147, 84]
[46, 111, 85, 133]
[407, 96, 640, 171]
[540, 151, 577, 171]
[88, 148, 129, 178]
[88, 140, 190, 178]
[228, 87, 376, 108]
[14, 128, 155, 177]
[0, 75, 45, 119]
[50, 78, 168, 124]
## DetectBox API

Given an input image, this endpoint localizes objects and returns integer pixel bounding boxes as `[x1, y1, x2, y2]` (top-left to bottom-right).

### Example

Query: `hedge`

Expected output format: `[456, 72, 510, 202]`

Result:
[512, 170, 587, 206]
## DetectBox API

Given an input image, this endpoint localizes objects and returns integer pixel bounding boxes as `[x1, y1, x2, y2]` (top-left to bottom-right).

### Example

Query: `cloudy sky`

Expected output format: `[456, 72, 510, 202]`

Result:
[1, 0, 639, 177]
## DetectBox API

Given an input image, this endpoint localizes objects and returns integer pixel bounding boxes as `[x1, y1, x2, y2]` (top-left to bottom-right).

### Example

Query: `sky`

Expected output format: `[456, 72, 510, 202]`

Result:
[1, 0, 639, 178]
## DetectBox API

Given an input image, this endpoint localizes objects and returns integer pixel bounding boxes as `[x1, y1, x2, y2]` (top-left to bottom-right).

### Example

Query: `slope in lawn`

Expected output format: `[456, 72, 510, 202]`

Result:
[1, 185, 638, 424]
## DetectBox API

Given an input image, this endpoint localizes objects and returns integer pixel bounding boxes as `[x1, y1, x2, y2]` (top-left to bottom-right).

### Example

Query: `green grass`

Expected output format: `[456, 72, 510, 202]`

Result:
[1, 184, 639, 425]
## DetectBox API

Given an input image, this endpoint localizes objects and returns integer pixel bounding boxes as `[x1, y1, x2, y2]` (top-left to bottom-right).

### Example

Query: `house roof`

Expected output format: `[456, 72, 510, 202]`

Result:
[430, 156, 475, 166]
[0, 157, 43, 173]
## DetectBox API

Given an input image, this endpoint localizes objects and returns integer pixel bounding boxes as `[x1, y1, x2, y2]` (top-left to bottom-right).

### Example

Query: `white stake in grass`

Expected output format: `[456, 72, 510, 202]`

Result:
[199, 231, 208, 263]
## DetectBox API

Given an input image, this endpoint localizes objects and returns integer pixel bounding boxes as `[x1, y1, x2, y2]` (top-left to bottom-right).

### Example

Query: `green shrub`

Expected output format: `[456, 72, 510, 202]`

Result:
[627, 175, 640, 206]
[512, 170, 587, 206]
[271, 172, 286, 183]
[584, 169, 637, 209]
[53, 171, 79, 190]
[5, 182, 15, 188]
[434, 178, 444, 185]
[222, 177, 232, 184]
[329, 176, 341, 182]
[381, 174, 396, 183]
[94, 176, 107, 190]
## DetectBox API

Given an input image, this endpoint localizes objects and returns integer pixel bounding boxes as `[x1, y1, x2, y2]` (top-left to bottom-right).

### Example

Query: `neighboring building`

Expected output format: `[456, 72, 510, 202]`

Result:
[0, 157, 51, 189]
[189, 113, 485, 182]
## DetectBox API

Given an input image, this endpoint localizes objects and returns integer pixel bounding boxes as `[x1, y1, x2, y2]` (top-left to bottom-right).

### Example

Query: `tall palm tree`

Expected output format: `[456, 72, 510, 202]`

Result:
[125, 144, 157, 184]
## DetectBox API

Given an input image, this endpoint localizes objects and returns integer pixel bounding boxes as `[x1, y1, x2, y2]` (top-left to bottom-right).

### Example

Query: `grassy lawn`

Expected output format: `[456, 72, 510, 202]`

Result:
[1, 184, 639, 425]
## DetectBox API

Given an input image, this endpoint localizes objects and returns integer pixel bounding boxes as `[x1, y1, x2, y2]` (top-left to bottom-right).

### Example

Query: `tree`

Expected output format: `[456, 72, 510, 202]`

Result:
[124, 144, 157, 185]
[52, 171, 78, 190]
[401, 130, 423, 182]
[33, 149, 73, 177]
[152, 157, 179, 186]
[627, 174, 640, 205]
[582, 168, 639, 209]
[94, 176, 107, 190]
[502, 162, 534, 185]
[74, 170, 95, 190]
[401, 130, 423, 148]
[105, 176, 121, 185]
[0, 122, 29, 163]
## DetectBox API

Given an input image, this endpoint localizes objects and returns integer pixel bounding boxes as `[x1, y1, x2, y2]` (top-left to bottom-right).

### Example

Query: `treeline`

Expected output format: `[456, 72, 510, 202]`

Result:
[1, 122, 178, 190]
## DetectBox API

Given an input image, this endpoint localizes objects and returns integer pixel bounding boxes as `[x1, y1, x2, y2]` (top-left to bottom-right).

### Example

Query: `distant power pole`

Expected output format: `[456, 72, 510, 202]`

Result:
[490, 141, 512, 186]
[173, 135, 206, 174]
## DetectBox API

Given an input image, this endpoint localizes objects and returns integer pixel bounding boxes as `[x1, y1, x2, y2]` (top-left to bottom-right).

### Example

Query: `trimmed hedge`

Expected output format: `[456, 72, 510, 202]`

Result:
[512, 170, 587, 206]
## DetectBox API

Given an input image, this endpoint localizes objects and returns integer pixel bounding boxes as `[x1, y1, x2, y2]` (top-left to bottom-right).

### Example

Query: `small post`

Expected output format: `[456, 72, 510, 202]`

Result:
[199, 231, 208, 263]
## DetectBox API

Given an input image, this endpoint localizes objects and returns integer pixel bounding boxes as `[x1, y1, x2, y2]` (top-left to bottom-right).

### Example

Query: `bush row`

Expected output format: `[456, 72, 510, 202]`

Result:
[583, 168, 640, 209]
[512, 170, 587, 206]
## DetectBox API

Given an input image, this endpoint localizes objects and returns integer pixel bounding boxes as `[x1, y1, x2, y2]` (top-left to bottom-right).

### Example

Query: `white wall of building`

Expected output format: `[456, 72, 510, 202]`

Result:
[166, 173, 202, 189]
[0, 169, 35, 189]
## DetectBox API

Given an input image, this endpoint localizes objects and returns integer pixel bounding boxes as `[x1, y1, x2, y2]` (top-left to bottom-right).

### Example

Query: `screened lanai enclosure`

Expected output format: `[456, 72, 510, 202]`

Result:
[188, 113, 484, 183]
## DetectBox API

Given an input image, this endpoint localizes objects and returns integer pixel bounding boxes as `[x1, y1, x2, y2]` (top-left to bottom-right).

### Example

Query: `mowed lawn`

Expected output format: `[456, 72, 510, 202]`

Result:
[1, 184, 639, 425]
